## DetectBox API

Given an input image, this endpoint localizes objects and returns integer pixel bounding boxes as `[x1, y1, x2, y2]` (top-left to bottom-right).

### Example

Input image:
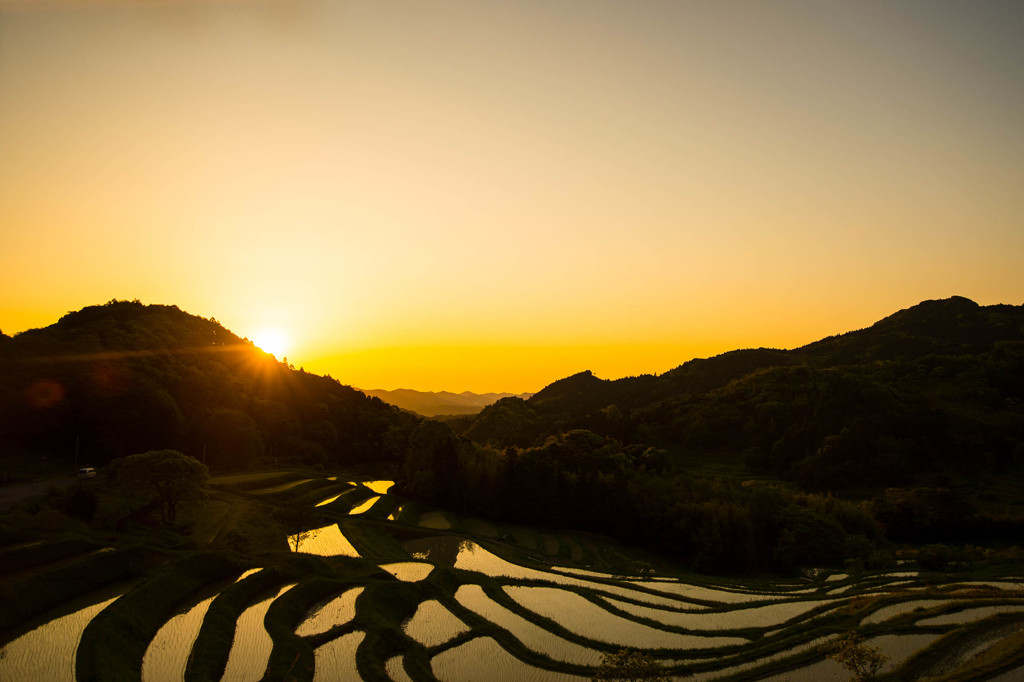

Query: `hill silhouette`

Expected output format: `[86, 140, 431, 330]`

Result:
[0, 300, 418, 471]
[401, 297, 1024, 572]
[460, 297, 1024, 490]
[3, 297, 1023, 574]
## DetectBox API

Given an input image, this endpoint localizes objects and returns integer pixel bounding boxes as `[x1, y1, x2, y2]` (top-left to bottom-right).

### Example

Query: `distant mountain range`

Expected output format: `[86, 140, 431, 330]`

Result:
[357, 388, 533, 417]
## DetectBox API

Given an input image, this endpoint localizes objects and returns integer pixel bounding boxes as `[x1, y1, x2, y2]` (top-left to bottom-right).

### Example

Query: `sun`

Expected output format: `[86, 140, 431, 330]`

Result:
[252, 328, 289, 358]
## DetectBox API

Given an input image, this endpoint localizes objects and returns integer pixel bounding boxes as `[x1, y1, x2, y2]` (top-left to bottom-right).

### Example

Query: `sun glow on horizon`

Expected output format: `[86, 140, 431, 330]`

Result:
[252, 328, 289, 359]
[1, 2, 1022, 393]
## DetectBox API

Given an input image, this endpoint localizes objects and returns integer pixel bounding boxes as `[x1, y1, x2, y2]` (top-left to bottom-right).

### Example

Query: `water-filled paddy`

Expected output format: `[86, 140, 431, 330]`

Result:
[504, 586, 749, 651]
[431, 636, 589, 682]
[447, 540, 706, 607]
[381, 561, 434, 582]
[296, 587, 363, 637]
[141, 594, 216, 681]
[455, 584, 605, 665]
[222, 584, 295, 680]
[315, 493, 345, 507]
[860, 599, 951, 625]
[626, 578, 789, 604]
[403, 599, 470, 647]
[0, 594, 120, 682]
[347, 495, 380, 515]
[7, 475, 1024, 682]
[601, 594, 835, 630]
[290, 524, 360, 557]
[916, 603, 1024, 625]
[313, 631, 364, 682]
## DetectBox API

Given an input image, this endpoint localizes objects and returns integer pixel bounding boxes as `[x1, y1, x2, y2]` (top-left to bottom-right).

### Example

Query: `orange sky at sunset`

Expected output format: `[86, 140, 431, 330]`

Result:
[2, 1, 1022, 393]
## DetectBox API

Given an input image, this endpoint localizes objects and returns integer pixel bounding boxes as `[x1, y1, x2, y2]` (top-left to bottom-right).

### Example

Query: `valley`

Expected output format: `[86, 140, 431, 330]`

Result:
[2, 470, 1022, 681]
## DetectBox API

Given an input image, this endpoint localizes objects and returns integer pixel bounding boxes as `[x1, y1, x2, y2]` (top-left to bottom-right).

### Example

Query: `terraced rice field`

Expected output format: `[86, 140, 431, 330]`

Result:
[2, 474, 1023, 681]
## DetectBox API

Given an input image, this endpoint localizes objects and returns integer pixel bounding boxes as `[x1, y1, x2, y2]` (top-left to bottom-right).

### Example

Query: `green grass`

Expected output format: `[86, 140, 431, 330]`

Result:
[184, 566, 292, 681]
[0, 536, 101, 577]
[0, 546, 145, 638]
[261, 577, 348, 682]
[206, 470, 306, 492]
[395, 501, 423, 525]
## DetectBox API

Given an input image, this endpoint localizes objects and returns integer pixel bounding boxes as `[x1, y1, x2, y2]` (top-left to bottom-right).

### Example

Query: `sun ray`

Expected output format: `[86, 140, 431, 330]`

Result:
[252, 329, 288, 358]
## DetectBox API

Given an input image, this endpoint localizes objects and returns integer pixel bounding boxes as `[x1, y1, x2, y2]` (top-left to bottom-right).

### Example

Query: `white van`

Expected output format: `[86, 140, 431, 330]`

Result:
[78, 467, 97, 479]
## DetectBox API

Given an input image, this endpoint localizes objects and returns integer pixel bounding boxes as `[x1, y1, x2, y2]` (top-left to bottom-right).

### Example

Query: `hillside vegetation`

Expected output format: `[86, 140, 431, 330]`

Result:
[405, 298, 1024, 572]
[459, 297, 1024, 491]
[0, 300, 418, 473]
[3, 297, 1022, 575]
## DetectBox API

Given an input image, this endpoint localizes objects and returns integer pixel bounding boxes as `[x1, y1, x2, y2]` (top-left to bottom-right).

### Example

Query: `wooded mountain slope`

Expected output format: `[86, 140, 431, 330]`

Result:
[457, 297, 1024, 491]
[0, 301, 418, 470]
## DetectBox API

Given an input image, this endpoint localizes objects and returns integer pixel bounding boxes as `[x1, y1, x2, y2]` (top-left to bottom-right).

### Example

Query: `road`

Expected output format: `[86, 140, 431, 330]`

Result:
[0, 476, 75, 511]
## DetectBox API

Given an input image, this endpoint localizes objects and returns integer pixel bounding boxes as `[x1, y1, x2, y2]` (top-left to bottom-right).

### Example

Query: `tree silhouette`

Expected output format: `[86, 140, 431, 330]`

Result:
[110, 449, 207, 525]
[822, 634, 886, 681]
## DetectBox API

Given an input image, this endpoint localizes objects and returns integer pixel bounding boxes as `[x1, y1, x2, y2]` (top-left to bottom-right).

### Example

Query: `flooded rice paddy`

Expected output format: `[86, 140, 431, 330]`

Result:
[431, 636, 589, 682]
[347, 495, 381, 515]
[312, 631, 364, 682]
[503, 585, 748, 650]
[289, 524, 360, 557]
[0, 593, 121, 682]
[5, 476, 1024, 681]
[141, 594, 216, 681]
[455, 584, 606, 665]
[221, 583, 295, 680]
[403, 599, 470, 647]
[295, 587, 363, 637]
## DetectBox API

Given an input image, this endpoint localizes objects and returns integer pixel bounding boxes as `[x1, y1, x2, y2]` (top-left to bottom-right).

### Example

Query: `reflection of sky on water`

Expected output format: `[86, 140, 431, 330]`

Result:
[296, 588, 363, 637]
[289, 524, 360, 557]
[142, 594, 216, 682]
[0, 594, 121, 682]
[402, 599, 470, 648]
[222, 584, 295, 681]
[313, 631, 364, 682]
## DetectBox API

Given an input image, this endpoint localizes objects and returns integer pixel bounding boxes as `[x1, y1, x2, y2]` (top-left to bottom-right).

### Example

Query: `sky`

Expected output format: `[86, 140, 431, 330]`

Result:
[2, 0, 1023, 393]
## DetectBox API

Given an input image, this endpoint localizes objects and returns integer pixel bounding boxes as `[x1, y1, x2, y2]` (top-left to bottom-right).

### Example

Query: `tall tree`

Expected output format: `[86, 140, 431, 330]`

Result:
[110, 449, 207, 525]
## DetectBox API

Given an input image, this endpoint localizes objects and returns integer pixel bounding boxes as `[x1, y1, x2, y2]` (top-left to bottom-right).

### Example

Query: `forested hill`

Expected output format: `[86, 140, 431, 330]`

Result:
[0, 300, 418, 470]
[458, 297, 1024, 490]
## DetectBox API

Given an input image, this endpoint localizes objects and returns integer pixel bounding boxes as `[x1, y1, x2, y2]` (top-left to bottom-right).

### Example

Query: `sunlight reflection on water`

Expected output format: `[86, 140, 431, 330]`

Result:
[313, 631, 364, 682]
[296, 588, 363, 637]
[289, 524, 360, 557]
[402, 599, 470, 647]
[222, 584, 295, 680]
[141, 595, 215, 682]
[0, 594, 121, 682]
[431, 636, 589, 682]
